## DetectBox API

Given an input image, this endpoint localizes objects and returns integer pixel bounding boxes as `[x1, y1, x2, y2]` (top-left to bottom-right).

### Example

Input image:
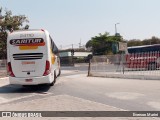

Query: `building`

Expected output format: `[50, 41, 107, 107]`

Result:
[59, 48, 92, 66]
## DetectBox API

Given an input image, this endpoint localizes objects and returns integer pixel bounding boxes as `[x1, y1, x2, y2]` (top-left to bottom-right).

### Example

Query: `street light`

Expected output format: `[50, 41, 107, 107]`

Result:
[115, 23, 120, 35]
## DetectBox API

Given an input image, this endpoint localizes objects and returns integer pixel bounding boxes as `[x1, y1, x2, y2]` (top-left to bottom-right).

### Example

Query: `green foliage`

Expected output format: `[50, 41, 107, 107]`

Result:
[0, 8, 29, 58]
[127, 36, 160, 47]
[86, 32, 123, 55]
[127, 39, 142, 47]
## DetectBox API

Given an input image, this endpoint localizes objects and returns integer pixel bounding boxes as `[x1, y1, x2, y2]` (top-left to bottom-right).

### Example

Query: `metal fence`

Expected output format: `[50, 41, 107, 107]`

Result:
[90, 52, 160, 80]
[0, 59, 7, 78]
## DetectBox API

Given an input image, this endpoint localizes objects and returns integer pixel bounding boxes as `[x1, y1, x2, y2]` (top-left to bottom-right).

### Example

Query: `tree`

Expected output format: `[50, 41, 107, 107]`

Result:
[127, 36, 160, 47]
[127, 39, 142, 47]
[0, 8, 29, 59]
[142, 36, 160, 45]
[86, 32, 123, 55]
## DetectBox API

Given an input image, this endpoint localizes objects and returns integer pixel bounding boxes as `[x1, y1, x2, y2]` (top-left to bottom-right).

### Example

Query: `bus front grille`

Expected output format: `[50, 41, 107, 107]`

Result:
[13, 53, 43, 60]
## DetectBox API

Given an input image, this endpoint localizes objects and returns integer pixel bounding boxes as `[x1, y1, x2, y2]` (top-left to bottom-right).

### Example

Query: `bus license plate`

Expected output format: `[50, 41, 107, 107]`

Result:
[25, 79, 33, 82]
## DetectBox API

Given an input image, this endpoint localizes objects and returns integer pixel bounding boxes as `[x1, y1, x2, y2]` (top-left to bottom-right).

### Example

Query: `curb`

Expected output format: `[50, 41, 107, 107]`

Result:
[90, 73, 160, 80]
[0, 77, 8, 80]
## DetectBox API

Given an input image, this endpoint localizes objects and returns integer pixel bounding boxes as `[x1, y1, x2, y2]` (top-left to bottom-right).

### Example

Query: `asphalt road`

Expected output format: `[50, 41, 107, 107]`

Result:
[55, 73, 160, 111]
[0, 66, 160, 111]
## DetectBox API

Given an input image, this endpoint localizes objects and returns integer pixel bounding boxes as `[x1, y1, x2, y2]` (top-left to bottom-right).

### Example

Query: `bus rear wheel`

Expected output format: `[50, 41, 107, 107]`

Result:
[58, 69, 61, 77]
[50, 71, 57, 86]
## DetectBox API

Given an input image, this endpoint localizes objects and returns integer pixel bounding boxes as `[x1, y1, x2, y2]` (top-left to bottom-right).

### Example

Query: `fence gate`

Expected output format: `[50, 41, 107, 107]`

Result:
[90, 53, 160, 80]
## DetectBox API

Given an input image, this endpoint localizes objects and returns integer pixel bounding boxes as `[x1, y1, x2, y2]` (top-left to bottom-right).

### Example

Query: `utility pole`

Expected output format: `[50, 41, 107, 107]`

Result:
[72, 44, 73, 49]
[79, 39, 82, 48]
[71, 44, 74, 66]
[115, 23, 120, 35]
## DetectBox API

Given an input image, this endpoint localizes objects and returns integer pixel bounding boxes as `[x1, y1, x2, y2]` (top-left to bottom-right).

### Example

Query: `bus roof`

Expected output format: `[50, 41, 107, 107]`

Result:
[127, 44, 160, 53]
[8, 29, 50, 39]
[11, 29, 46, 33]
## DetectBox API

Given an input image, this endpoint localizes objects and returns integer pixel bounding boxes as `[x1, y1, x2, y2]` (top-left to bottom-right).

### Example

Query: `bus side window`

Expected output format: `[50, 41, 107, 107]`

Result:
[49, 36, 59, 55]
[53, 45, 59, 54]
[49, 36, 54, 52]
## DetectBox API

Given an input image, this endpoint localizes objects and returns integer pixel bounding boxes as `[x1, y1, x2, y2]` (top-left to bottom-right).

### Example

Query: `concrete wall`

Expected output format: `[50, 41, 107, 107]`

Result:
[60, 52, 92, 57]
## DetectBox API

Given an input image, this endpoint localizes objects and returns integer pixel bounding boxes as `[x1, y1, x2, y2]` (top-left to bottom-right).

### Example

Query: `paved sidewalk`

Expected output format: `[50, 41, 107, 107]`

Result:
[90, 71, 160, 80]
[0, 94, 158, 120]
[0, 95, 123, 111]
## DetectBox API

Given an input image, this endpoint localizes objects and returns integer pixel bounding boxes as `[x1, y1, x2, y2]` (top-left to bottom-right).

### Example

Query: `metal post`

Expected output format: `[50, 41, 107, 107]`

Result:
[119, 50, 125, 74]
[88, 59, 91, 76]
[71, 44, 74, 66]
[87, 54, 93, 76]
[122, 52, 124, 74]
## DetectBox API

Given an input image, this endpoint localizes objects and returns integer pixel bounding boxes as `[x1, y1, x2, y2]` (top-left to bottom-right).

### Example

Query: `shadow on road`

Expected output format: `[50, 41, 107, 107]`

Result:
[0, 84, 51, 94]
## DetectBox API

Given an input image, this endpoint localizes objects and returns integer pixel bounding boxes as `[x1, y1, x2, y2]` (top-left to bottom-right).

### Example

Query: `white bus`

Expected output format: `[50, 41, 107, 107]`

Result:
[7, 29, 61, 86]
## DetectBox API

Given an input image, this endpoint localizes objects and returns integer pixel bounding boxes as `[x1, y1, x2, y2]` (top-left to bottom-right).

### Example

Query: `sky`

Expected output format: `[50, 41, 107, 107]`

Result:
[1, 0, 160, 49]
